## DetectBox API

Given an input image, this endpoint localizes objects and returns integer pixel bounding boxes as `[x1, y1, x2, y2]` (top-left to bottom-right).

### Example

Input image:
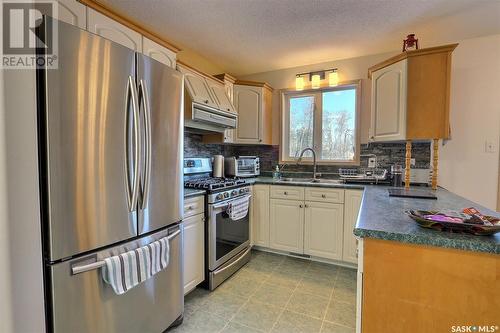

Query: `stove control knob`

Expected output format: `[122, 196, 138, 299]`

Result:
[245, 188, 250, 193]
[223, 192, 229, 198]
[216, 193, 224, 200]
[239, 188, 245, 194]
[231, 190, 238, 196]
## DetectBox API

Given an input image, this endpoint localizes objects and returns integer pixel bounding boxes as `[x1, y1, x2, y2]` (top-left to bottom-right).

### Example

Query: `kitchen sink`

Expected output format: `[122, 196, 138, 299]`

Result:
[278, 177, 314, 183]
[277, 177, 344, 184]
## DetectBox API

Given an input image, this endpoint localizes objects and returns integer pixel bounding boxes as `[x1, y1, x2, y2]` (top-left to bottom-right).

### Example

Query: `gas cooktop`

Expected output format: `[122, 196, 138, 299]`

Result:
[184, 177, 247, 191]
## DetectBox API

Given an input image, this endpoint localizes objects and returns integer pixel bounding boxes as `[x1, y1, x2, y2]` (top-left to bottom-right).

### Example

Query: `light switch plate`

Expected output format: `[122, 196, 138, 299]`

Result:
[368, 157, 377, 168]
[410, 158, 416, 166]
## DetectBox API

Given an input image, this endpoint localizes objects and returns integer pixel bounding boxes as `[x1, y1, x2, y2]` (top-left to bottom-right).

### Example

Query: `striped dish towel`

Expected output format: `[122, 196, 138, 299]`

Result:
[227, 195, 250, 221]
[102, 236, 170, 295]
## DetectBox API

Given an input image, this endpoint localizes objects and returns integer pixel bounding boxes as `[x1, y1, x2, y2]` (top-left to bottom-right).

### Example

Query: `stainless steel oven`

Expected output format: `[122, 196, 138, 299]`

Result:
[207, 189, 252, 290]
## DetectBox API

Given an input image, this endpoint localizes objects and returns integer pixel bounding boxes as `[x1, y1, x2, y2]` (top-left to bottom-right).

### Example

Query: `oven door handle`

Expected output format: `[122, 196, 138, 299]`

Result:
[212, 194, 252, 210]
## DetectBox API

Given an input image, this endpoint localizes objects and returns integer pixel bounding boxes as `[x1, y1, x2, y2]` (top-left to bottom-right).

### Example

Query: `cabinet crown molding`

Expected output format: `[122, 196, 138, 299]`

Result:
[235, 80, 274, 92]
[368, 43, 458, 78]
[214, 73, 237, 84]
[177, 61, 226, 85]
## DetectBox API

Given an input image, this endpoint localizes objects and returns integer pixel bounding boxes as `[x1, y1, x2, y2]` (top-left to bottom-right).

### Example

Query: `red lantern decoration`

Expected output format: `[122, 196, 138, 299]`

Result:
[402, 34, 419, 52]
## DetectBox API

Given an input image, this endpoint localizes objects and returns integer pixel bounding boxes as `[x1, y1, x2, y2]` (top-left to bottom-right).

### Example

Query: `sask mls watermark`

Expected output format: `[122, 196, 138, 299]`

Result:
[1, 0, 58, 69]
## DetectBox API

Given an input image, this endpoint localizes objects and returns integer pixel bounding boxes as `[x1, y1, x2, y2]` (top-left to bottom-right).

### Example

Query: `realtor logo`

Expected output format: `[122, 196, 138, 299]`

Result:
[1, 0, 58, 69]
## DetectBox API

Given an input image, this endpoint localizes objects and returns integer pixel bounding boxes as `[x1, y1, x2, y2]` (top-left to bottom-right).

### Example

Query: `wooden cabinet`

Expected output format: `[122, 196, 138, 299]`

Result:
[142, 37, 176, 68]
[304, 201, 344, 260]
[177, 64, 219, 110]
[87, 8, 142, 51]
[368, 44, 458, 141]
[183, 213, 204, 295]
[270, 185, 305, 201]
[304, 187, 344, 204]
[269, 199, 304, 253]
[233, 81, 273, 144]
[251, 185, 270, 247]
[183, 196, 204, 218]
[343, 190, 363, 264]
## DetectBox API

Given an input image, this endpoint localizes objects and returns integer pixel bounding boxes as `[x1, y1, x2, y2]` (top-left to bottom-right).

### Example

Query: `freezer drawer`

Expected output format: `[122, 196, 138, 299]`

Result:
[49, 224, 183, 333]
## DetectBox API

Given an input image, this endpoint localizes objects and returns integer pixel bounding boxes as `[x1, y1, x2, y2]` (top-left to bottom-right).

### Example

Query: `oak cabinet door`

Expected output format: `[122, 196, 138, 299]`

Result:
[370, 59, 407, 142]
[304, 201, 344, 260]
[343, 190, 363, 264]
[269, 199, 304, 253]
[183, 214, 204, 295]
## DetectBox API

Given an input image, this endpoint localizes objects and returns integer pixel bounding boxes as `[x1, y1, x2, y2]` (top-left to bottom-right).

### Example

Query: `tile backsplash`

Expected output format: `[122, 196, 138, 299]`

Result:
[184, 133, 431, 176]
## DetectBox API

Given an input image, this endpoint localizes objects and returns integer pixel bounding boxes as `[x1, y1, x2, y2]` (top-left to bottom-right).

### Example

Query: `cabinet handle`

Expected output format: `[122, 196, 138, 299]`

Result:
[227, 108, 231, 111]
[259, 139, 262, 142]
[321, 194, 326, 198]
[204, 100, 209, 104]
[304, 204, 308, 208]
[299, 204, 303, 208]
[284, 191, 288, 195]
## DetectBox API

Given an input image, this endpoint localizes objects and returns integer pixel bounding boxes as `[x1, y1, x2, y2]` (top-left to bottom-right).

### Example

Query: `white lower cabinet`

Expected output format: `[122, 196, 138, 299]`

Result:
[343, 190, 363, 264]
[182, 212, 204, 295]
[252, 185, 270, 247]
[254, 185, 363, 265]
[304, 201, 344, 260]
[269, 199, 304, 253]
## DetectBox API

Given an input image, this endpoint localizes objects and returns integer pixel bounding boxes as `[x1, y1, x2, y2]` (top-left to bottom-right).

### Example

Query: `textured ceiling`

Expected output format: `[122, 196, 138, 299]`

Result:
[100, 0, 500, 75]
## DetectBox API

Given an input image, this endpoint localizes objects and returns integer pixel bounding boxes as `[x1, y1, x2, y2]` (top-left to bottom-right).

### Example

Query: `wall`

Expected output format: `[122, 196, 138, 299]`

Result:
[238, 51, 398, 145]
[177, 46, 226, 75]
[184, 133, 431, 177]
[439, 34, 500, 210]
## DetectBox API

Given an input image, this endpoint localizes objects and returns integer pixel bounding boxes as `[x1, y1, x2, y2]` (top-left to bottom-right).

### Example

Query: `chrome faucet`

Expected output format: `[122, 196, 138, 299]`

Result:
[297, 147, 319, 180]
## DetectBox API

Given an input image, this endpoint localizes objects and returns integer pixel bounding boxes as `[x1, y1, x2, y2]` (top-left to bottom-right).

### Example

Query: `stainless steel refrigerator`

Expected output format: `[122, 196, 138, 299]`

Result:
[37, 18, 184, 332]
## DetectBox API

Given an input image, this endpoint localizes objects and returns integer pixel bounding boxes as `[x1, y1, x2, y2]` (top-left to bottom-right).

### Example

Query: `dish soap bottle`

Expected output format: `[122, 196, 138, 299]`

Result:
[273, 165, 281, 180]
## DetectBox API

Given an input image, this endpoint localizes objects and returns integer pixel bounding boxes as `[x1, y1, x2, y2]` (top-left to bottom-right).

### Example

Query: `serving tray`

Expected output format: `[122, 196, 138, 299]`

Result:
[406, 210, 500, 236]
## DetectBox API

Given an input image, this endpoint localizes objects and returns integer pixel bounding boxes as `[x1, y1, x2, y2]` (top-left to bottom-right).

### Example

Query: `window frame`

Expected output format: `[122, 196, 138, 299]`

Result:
[280, 80, 361, 165]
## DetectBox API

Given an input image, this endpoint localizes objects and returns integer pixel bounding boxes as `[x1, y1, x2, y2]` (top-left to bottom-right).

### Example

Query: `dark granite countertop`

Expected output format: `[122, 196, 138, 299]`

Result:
[184, 188, 206, 199]
[251, 177, 500, 254]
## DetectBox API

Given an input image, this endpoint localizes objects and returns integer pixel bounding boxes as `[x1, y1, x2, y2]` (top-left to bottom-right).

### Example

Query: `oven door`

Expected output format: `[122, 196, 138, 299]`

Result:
[208, 196, 251, 271]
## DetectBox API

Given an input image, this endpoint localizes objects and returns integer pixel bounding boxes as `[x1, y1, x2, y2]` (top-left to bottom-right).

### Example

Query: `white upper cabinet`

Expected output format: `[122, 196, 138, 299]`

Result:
[35, 0, 86, 28]
[304, 201, 344, 261]
[370, 59, 407, 142]
[342, 190, 363, 264]
[142, 37, 176, 68]
[234, 85, 262, 143]
[206, 80, 236, 114]
[177, 65, 219, 110]
[87, 8, 142, 51]
[55, 0, 86, 28]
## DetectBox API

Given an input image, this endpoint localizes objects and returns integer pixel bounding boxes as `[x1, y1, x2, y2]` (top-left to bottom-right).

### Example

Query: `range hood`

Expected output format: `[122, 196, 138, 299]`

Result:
[185, 103, 237, 133]
[178, 64, 237, 133]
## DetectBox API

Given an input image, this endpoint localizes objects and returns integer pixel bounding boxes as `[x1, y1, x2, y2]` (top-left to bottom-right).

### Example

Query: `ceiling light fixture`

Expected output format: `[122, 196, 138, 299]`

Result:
[294, 68, 338, 90]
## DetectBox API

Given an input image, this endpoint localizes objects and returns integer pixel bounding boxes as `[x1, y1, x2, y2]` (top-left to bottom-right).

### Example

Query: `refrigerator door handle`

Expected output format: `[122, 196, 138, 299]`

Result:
[125, 75, 141, 212]
[139, 79, 152, 210]
[71, 229, 181, 275]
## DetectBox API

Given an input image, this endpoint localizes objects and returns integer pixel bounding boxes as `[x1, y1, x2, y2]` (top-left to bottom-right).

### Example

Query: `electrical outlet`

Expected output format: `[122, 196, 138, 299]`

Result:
[368, 157, 377, 168]
[410, 158, 416, 166]
[485, 141, 497, 153]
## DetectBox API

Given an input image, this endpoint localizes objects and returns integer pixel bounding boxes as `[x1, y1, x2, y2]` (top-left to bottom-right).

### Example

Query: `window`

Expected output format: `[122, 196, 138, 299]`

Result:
[281, 81, 360, 164]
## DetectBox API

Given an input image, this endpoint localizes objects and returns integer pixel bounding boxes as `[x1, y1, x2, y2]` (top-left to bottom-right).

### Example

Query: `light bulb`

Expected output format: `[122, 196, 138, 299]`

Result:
[329, 71, 339, 86]
[295, 76, 304, 91]
[311, 74, 321, 89]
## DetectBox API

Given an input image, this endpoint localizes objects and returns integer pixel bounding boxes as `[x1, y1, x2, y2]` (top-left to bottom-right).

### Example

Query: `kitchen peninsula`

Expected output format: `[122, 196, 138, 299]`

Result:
[251, 178, 500, 332]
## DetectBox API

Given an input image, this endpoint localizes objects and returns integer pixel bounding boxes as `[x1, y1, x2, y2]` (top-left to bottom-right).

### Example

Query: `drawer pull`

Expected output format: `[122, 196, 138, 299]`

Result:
[304, 204, 308, 208]
[321, 194, 326, 198]
[284, 191, 288, 195]
[299, 204, 303, 208]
